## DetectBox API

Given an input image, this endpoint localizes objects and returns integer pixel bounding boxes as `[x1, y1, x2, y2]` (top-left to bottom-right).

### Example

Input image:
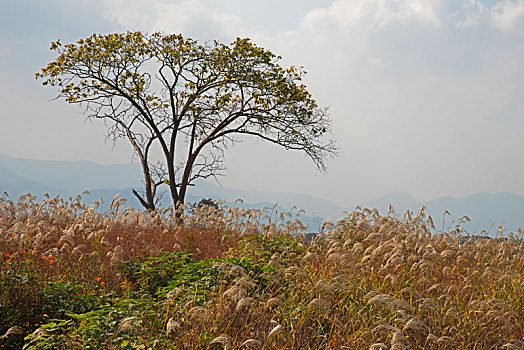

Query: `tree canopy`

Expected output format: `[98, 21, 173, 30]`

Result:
[37, 31, 337, 211]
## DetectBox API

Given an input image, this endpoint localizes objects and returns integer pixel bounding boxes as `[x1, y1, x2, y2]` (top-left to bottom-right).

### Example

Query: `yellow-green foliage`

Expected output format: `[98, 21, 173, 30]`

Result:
[0, 194, 522, 349]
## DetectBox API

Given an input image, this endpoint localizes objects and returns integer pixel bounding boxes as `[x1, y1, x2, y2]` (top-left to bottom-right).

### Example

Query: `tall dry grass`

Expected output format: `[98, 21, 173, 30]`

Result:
[0, 193, 523, 349]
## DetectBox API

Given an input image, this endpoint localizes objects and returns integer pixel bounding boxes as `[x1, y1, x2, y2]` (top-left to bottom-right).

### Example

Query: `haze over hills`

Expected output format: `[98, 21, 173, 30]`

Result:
[0, 152, 523, 235]
[0, 153, 330, 230]
[189, 178, 341, 219]
[0, 153, 142, 193]
[361, 191, 524, 235]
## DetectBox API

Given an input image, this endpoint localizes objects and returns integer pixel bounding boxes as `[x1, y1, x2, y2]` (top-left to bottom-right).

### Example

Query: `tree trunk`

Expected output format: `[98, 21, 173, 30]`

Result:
[172, 178, 187, 222]
[133, 157, 155, 211]
[176, 154, 197, 219]
[142, 158, 155, 210]
[132, 189, 154, 211]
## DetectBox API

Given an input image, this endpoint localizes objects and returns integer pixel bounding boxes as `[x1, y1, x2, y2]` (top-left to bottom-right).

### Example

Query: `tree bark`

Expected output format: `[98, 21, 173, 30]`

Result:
[132, 189, 154, 211]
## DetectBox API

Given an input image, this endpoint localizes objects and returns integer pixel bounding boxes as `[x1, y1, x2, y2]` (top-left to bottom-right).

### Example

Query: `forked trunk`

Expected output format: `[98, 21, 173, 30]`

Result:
[132, 157, 156, 211]
[173, 183, 187, 222]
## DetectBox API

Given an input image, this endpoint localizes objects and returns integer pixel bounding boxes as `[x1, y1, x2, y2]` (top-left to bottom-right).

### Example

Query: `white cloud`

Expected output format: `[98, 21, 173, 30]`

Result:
[101, 0, 156, 29]
[7, 0, 524, 205]
[71, 0, 524, 203]
[301, 0, 442, 32]
[448, 0, 487, 28]
[247, 0, 524, 203]
[151, 1, 207, 33]
[101, 0, 245, 40]
[209, 13, 245, 39]
[490, 0, 524, 33]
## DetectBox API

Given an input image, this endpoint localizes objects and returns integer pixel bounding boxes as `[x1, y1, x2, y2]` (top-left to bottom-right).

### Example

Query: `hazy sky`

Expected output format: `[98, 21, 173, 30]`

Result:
[1, 0, 524, 207]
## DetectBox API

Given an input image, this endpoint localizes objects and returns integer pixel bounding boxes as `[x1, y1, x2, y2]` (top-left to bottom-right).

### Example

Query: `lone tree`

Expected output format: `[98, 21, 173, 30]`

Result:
[37, 32, 336, 211]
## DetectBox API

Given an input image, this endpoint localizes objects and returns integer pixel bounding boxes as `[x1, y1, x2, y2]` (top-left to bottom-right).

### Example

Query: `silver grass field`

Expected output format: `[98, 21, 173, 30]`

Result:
[0, 193, 522, 349]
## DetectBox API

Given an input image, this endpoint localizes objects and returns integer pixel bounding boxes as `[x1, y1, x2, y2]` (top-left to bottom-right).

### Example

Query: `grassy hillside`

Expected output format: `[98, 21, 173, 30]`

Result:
[0, 194, 522, 349]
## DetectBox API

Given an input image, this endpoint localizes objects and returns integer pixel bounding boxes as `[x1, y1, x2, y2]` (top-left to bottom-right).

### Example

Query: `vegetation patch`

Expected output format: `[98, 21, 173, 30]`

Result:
[0, 194, 523, 349]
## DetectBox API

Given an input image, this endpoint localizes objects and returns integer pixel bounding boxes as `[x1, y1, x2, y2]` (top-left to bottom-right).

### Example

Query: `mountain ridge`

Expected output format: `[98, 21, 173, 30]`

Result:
[1, 152, 523, 235]
[361, 190, 524, 235]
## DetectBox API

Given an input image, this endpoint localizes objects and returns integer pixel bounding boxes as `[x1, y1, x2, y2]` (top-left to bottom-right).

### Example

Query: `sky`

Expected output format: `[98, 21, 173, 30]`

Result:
[1, 0, 524, 207]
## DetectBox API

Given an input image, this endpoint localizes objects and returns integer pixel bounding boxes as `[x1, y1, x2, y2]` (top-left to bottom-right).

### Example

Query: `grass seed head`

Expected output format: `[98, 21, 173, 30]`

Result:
[0, 326, 24, 339]
[307, 297, 331, 313]
[240, 338, 262, 348]
[165, 317, 179, 336]
[209, 334, 231, 349]
[235, 297, 255, 313]
[268, 324, 282, 339]
[117, 317, 141, 334]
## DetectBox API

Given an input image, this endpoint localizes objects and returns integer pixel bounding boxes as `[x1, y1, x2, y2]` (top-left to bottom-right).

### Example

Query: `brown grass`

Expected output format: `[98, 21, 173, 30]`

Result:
[1, 193, 523, 349]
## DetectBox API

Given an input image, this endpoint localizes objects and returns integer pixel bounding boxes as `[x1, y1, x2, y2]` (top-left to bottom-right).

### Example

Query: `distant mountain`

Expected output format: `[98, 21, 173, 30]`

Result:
[361, 191, 524, 235]
[0, 164, 29, 184]
[0, 152, 142, 193]
[0, 153, 334, 230]
[1, 180, 62, 199]
[2, 152, 523, 235]
[190, 178, 342, 219]
[360, 191, 418, 213]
